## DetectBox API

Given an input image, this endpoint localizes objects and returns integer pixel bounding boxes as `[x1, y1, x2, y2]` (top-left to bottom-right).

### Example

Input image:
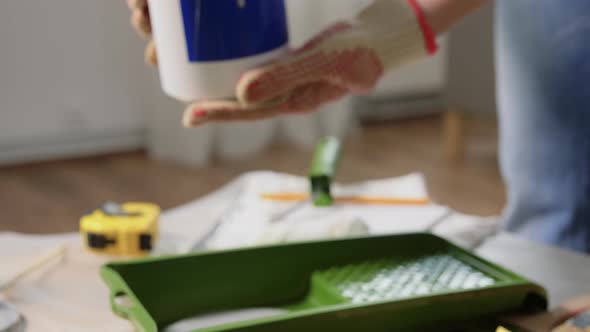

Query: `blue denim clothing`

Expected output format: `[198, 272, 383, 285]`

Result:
[496, 1, 590, 252]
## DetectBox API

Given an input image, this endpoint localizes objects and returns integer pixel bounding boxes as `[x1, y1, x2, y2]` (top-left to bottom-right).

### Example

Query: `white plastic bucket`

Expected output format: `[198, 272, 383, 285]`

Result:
[147, 0, 289, 102]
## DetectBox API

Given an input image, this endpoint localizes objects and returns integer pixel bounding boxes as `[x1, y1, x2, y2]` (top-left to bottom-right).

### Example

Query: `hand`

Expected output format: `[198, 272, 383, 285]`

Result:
[127, 0, 157, 66]
[126, 0, 437, 127]
[504, 295, 590, 332]
[183, 22, 382, 127]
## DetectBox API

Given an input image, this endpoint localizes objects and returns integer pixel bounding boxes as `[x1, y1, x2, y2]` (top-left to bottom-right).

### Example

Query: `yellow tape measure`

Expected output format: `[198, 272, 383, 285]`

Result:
[80, 202, 160, 257]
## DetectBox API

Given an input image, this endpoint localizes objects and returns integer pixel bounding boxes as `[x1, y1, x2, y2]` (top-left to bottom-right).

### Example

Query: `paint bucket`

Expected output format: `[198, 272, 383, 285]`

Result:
[147, 0, 289, 102]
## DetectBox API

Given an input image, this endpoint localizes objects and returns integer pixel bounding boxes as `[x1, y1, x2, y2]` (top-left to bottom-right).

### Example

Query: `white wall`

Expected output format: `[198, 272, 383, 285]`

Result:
[446, 3, 496, 114]
[0, 0, 154, 164]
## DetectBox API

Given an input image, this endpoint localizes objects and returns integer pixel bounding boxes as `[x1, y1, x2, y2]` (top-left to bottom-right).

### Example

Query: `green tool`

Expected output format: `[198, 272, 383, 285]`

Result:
[309, 136, 342, 207]
[101, 233, 546, 332]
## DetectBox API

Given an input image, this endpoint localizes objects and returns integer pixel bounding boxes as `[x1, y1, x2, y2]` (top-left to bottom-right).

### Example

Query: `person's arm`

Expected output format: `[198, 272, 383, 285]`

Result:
[128, 0, 490, 63]
[126, 0, 490, 126]
[417, 0, 491, 34]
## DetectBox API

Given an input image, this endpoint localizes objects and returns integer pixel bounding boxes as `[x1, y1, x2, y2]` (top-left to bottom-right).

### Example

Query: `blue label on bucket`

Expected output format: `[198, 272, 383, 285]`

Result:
[180, 0, 289, 62]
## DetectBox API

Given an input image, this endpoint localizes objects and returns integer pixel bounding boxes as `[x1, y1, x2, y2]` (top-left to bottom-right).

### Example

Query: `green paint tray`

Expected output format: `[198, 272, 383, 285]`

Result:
[101, 233, 546, 332]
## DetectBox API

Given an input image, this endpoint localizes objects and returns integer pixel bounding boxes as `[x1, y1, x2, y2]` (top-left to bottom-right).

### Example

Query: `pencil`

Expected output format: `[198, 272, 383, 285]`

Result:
[260, 193, 430, 206]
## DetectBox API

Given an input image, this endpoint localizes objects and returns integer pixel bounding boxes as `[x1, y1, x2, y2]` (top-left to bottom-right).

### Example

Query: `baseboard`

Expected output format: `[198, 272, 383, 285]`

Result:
[353, 94, 444, 123]
[0, 129, 146, 165]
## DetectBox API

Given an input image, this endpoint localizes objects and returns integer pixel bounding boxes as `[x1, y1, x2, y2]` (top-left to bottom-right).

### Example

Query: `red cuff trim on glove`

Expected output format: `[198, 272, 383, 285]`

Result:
[407, 0, 438, 55]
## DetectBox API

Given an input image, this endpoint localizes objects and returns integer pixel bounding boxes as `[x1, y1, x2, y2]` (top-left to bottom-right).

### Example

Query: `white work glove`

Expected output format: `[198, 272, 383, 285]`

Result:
[126, 0, 437, 126]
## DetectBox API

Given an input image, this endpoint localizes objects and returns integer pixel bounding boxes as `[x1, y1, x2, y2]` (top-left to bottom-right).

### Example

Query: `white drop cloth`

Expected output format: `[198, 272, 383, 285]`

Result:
[1, 172, 588, 331]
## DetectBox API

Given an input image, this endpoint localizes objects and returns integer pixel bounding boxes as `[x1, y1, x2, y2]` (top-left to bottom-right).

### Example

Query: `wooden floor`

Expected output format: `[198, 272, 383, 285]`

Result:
[0, 115, 505, 234]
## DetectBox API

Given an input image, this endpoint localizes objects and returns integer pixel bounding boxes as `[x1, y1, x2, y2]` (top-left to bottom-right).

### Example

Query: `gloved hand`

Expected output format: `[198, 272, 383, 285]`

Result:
[127, 0, 437, 127]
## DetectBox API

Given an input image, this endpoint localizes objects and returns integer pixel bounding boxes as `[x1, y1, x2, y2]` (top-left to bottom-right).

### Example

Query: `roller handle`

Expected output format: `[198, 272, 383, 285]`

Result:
[309, 137, 342, 207]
